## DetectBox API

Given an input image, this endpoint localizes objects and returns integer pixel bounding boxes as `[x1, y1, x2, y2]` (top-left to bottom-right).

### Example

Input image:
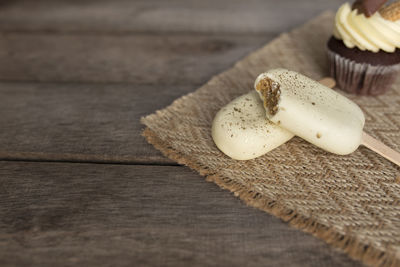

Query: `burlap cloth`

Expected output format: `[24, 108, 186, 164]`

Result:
[141, 12, 400, 267]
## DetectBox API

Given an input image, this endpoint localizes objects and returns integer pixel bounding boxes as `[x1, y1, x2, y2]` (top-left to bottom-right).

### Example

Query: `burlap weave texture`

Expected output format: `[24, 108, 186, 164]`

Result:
[142, 12, 400, 267]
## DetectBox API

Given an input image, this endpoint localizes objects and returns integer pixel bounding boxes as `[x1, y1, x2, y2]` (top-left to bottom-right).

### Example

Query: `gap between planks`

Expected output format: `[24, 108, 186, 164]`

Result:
[0, 157, 180, 166]
[0, 29, 281, 37]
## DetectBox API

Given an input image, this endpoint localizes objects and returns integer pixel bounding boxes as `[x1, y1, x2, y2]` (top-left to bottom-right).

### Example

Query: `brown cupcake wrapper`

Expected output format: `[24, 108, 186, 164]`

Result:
[327, 50, 400, 95]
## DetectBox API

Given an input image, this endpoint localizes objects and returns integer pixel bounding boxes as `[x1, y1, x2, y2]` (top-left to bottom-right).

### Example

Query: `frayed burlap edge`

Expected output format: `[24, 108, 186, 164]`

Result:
[142, 127, 398, 267]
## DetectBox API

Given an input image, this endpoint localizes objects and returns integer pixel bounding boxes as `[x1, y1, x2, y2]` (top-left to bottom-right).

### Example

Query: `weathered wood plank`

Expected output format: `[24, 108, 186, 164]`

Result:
[0, 0, 346, 34]
[0, 33, 269, 84]
[0, 162, 362, 267]
[0, 82, 200, 164]
[0, 33, 272, 163]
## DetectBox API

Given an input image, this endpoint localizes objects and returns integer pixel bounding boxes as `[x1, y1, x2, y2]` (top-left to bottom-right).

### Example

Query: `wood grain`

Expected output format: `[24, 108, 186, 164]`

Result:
[0, 0, 346, 34]
[0, 33, 269, 85]
[0, 82, 201, 164]
[0, 161, 362, 267]
[0, 33, 273, 163]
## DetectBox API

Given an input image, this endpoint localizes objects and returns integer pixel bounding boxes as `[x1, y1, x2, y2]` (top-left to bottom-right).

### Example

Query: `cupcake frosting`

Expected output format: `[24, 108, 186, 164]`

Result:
[333, 2, 400, 52]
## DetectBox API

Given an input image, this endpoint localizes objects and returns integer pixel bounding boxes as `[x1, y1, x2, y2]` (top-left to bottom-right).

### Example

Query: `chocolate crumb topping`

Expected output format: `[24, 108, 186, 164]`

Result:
[352, 0, 387, 17]
[255, 77, 281, 116]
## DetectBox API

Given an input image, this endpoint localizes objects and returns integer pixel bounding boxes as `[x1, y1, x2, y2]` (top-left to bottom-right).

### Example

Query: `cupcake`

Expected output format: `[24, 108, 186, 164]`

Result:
[327, 0, 400, 95]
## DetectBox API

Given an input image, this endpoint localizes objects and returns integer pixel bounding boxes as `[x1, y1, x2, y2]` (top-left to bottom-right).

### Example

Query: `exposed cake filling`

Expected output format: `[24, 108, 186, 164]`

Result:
[255, 77, 281, 116]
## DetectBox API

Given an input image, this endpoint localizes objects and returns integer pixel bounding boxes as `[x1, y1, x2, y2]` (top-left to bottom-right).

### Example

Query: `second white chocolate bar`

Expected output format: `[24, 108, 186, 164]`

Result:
[212, 91, 294, 160]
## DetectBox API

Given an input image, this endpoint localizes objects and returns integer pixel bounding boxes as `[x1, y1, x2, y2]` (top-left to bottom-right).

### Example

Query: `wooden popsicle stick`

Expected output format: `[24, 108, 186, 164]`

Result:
[318, 77, 336, 89]
[318, 78, 400, 166]
[362, 132, 400, 167]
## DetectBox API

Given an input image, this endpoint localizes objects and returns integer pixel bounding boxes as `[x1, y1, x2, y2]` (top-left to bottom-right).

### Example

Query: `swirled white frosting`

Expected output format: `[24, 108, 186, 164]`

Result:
[333, 2, 400, 52]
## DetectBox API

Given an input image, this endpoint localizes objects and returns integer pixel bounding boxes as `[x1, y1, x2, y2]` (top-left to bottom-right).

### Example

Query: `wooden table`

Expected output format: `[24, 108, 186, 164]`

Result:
[0, 0, 363, 266]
